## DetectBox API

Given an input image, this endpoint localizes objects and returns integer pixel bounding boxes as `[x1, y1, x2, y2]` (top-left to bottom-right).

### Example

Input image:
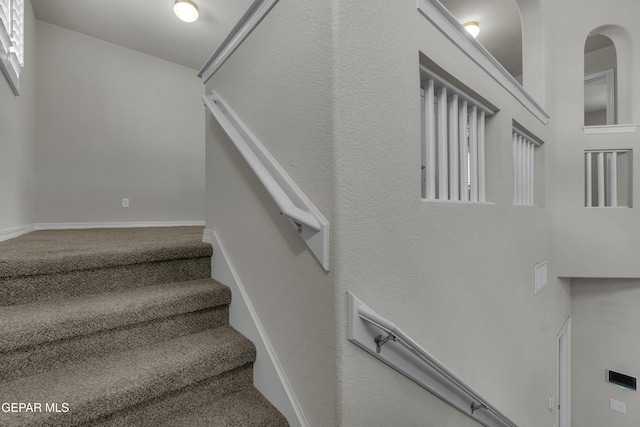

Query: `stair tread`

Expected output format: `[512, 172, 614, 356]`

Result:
[161, 388, 289, 427]
[0, 278, 231, 352]
[0, 227, 212, 278]
[0, 326, 256, 426]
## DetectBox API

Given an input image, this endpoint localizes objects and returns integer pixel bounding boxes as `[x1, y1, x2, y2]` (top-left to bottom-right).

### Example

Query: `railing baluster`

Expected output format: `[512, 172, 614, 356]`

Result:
[469, 106, 478, 202]
[526, 140, 532, 205]
[425, 79, 436, 200]
[438, 86, 448, 199]
[520, 137, 526, 205]
[459, 101, 469, 201]
[449, 94, 459, 201]
[610, 151, 618, 208]
[597, 152, 605, 207]
[513, 133, 518, 204]
[478, 111, 486, 202]
[586, 152, 592, 207]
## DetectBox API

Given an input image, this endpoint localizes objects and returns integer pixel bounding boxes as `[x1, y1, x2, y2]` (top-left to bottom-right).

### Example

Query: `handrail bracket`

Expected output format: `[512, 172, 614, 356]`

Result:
[374, 333, 396, 354]
[471, 402, 488, 414]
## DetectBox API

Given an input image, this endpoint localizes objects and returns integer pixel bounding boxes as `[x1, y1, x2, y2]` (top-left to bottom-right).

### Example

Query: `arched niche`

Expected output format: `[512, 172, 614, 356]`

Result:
[440, 0, 522, 81]
[439, 0, 547, 107]
[584, 35, 616, 125]
[584, 25, 633, 125]
[513, 0, 545, 106]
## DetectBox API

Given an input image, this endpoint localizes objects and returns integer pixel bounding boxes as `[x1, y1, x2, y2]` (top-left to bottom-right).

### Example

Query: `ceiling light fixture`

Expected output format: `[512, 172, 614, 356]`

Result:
[464, 21, 480, 38]
[174, 0, 199, 23]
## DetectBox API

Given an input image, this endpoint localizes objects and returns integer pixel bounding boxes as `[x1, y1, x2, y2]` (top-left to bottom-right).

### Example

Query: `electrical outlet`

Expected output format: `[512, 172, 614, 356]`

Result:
[122, 198, 129, 208]
[610, 398, 626, 414]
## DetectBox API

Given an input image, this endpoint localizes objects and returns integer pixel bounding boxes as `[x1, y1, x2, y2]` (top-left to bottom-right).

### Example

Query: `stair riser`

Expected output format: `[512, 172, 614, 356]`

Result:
[0, 258, 211, 306]
[0, 327, 256, 427]
[93, 364, 254, 427]
[0, 307, 229, 383]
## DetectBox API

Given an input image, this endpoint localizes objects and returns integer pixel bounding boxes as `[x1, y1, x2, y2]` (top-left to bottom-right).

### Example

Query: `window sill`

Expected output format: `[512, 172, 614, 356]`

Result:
[583, 124, 639, 134]
[421, 198, 495, 205]
[584, 206, 631, 209]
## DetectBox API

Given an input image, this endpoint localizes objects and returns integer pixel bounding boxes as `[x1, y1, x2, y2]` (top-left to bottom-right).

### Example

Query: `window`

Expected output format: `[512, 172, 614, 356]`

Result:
[585, 149, 631, 207]
[420, 67, 494, 202]
[0, 0, 24, 95]
[512, 128, 540, 206]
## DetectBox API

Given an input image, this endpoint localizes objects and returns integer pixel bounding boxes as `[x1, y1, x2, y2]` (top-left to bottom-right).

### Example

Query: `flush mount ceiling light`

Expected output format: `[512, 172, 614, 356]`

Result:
[174, 0, 199, 23]
[464, 21, 480, 38]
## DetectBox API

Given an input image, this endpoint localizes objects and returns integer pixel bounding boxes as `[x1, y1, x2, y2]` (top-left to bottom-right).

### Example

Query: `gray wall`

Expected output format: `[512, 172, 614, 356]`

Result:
[0, 0, 36, 231]
[204, 0, 572, 425]
[34, 21, 205, 224]
[572, 278, 640, 427]
[333, 1, 568, 426]
[550, 0, 640, 277]
[204, 1, 337, 426]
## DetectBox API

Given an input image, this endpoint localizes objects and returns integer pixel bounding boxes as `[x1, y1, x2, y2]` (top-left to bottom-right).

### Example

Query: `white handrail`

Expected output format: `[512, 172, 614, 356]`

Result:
[348, 292, 518, 427]
[198, 0, 279, 83]
[203, 91, 330, 271]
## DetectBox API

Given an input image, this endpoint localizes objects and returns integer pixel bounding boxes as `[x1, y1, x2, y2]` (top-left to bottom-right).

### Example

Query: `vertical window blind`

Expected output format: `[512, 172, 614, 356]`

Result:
[0, 0, 24, 94]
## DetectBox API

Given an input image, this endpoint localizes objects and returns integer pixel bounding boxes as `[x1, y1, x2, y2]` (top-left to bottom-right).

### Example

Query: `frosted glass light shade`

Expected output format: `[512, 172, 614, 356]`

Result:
[464, 21, 480, 38]
[174, 0, 199, 23]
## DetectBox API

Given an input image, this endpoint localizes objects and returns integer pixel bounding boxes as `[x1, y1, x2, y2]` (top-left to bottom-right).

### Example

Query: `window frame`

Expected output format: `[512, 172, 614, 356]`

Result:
[0, 0, 24, 95]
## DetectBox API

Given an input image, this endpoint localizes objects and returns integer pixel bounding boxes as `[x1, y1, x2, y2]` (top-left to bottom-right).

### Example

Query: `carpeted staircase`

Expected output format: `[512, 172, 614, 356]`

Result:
[0, 227, 289, 426]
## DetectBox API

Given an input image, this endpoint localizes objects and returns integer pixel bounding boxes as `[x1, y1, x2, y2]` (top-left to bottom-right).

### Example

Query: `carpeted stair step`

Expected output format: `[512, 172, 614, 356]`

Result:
[0, 278, 231, 382]
[0, 227, 213, 306]
[0, 326, 256, 427]
[90, 365, 255, 427]
[160, 388, 290, 427]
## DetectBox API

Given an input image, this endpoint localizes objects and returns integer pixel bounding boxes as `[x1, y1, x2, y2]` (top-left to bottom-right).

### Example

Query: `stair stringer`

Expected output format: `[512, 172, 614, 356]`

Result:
[203, 229, 308, 427]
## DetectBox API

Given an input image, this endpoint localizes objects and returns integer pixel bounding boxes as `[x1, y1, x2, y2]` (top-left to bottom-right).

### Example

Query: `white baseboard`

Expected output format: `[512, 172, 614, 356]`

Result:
[203, 229, 308, 427]
[35, 221, 205, 230]
[0, 224, 37, 242]
[0, 221, 206, 242]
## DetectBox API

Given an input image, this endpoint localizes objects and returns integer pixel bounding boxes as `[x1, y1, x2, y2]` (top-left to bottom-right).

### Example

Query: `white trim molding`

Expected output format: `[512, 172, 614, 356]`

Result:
[35, 221, 205, 230]
[417, 0, 550, 125]
[348, 292, 519, 427]
[203, 229, 308, 427]
[583, 124, 639, 134]
[203, 91, 330, 271]
[0, 223, 35, 242]
[198, 0, 279, 83]
[0, 221, 205, 242]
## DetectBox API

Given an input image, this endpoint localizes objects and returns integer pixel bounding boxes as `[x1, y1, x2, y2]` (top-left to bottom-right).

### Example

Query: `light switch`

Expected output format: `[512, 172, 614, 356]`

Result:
[610, 398, 626, 414]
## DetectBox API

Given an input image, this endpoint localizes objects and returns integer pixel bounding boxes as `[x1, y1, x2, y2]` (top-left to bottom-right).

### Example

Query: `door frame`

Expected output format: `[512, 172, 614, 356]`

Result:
[557, 316, 571, 427]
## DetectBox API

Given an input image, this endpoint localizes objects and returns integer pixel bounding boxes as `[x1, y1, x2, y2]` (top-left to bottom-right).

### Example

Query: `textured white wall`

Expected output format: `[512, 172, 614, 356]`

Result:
[0, 0, 36, 231]
[205, 0, 571, 426]
[572, 278, 640, 427]
[204, 2, 336, 426]
[549, 0, 640, 277]
[34, 21, 205, 224]
[332, 1, 569, 426]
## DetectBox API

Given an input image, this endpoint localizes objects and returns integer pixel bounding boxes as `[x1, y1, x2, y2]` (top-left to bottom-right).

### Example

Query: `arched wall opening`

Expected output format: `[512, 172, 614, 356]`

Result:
[585, 25, 632, 124]
[440, 0, 547, 108]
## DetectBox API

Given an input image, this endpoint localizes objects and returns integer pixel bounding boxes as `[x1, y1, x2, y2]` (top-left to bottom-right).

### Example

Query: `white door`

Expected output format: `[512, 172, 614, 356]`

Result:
[557, 317, 571, 427]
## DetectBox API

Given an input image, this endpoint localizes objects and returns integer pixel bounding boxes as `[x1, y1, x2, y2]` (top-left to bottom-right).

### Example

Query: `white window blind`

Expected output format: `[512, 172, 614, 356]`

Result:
[512, 129, 539, 206]
[0, 0, 24, 95]
[420, 69, 493, 202]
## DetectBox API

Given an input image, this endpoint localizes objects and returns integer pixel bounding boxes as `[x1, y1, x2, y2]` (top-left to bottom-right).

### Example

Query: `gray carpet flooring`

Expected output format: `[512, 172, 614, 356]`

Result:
[0, 227, 288, 426]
